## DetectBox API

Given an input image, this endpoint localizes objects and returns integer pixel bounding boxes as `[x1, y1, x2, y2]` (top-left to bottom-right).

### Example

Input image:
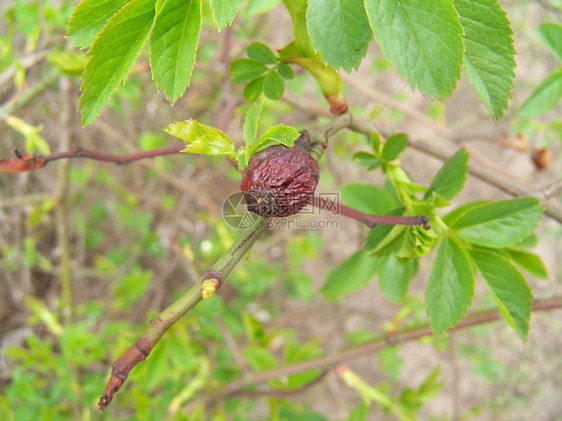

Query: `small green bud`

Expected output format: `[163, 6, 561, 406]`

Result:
[201, 278, 219, 300]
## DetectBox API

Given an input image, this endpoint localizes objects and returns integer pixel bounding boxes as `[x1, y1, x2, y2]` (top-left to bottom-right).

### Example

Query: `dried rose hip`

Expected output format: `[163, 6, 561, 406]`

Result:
[240, 141, 320, 218]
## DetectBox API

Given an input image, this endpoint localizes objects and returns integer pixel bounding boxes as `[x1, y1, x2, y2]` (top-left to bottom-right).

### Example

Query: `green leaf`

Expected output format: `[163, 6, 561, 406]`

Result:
[306, 0, 372, 71]
[244, 0, 281, 16]
[511, 234, 538, 249]
[243, 76, 266, 101]
[454, 0, 516, 119]
[365, 0, 464, 98]
[471, 249, 533, 341]
[263, 70, 285, 100]
[426, 236, 474, 334]
[365, 208, 406, 254]
[165, 119, 235, 156]
[538, 22, 562, 62]
[450, 198, 543, 248]
[47, 50, 87, 75]
[506, 249, 548, 279]
[352, 151, 379, 170]
[78, 0, 156, 126]
[66, 0, 127, 48]
[321, 250, 379, 299]
[210, 0, 243, 30]
[229, 58, 269, 83]
[381, 133, 407, 161]
[247, 42, 277, 64]
[442, 200, 492, 226]
[519, 67, 562, 115]
[340, 183, 398, 215]
[425, 147, 469, 201]
[378, 256, 418, 303]
[370, 132, 382, 153]
[254, 124, 299, 150]
[150, 0, 202, 104]
[278, 63, 295, 79]
[243, 102, 262, 148]
[243, 346, 277, 371]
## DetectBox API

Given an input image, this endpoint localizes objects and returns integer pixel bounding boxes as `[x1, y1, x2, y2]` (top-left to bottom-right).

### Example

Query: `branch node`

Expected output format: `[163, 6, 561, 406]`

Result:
[201, 276, 220, 300]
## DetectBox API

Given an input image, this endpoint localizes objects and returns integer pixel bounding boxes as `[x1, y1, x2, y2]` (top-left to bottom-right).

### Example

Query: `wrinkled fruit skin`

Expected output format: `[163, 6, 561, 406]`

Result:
[241, 144, 320, 218]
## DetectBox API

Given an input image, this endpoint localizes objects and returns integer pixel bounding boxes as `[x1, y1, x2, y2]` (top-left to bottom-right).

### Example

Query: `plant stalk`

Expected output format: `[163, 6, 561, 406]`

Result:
[312, 195, 430, 229]
[98, 217, 268, 411]
[188, 296, 562, 409]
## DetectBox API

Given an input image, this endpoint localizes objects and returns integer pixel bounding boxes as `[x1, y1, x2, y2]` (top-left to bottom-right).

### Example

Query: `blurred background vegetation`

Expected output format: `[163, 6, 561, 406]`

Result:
[0, 0, 561, 420]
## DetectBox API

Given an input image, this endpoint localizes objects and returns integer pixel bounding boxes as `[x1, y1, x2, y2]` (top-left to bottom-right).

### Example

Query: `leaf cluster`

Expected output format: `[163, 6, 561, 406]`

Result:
[324, 134, 545, 341]
[165, 102, 300, 169]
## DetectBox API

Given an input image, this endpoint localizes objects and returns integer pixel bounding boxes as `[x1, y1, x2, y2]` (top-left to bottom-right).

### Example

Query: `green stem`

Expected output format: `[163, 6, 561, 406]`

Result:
[0, 69, 59, 120]
[98, 217, 268, 411]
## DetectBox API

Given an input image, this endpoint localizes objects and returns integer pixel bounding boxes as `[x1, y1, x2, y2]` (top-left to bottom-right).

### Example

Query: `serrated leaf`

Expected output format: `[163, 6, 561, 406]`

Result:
[306, 0, 371, 71]
[79, 0, 156, 126]
[425, 147, 469, 201]
[243, 75, 266, 101]
[321, 250, 379, 299]
[471, 249, 533, 341]
[165, 119, 235, 156]
[254, 124, 299, 150]
[511, 234, 538, 249]
[247, 42, 277, 64]
[506, 249, 548, 279]
[378, 256, 418, 303]
[229, 58, 269, 83]
[365, 0, 464, 98]
[426, 236, 474, 334]
[66, 0, 128, 48]
[455, 0, 515, 119]
[442, 200, 492, 226]
[450, 198, 543, 248]
[519, 67, 562, 115]
[263, 70, 284, 100]
[340, 183, 398, 215]
[150, 0, 201, 104]
[381, 133, 407, 161]
[210, 0, 243, 30]
[243, 102, 262, 147]
[538, 22, 562, 62]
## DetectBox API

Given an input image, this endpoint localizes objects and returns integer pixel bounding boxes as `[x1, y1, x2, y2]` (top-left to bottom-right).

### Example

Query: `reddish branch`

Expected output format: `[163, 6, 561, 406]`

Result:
[312, 195, 431, 229]
[0, 144, 184, 172]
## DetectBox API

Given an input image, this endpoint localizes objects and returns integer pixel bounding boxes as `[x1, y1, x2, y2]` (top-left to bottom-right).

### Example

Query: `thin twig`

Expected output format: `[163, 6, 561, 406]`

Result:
[0, 51, 46, 87]
[312, 195, 430, 229]
[0, 144, 184, 172]
[188, 296, 562, 409]
[341, 74, 452, 138]
[55, 76, 73, 324]
[47, 144, 185, 165]
[283, 97, 562, 224]
[231, 370, 328, 399]
[0, 69, 59, 119]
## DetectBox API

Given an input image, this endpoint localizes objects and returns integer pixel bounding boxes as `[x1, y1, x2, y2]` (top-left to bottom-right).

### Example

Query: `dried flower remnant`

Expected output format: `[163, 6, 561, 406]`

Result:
[240, 141, 320, 218]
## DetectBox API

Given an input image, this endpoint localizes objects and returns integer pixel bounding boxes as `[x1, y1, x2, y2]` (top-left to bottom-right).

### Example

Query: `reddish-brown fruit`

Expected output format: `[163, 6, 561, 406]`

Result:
[240, 143, 320, 217]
